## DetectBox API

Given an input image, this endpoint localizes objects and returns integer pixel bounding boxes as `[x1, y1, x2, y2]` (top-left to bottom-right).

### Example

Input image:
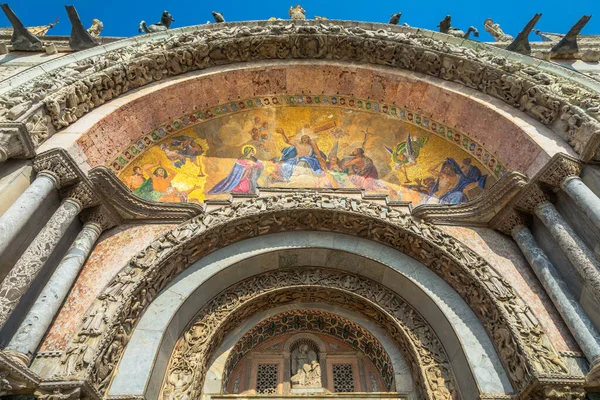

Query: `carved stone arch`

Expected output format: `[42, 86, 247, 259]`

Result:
[3, 21, 600, 162]
[284, 333, 327, 355]
[57, 193, 571, 398]
[160, 270, 455, 400]
[223, 310, 398, 394]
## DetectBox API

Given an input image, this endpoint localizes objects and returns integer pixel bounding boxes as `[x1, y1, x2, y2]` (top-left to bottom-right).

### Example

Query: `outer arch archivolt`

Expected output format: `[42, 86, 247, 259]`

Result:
[57, 193, 572, 397]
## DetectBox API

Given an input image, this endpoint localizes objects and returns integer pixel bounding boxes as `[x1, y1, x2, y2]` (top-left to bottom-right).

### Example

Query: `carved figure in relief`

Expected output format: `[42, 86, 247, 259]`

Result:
[290, 345, 321, 388]
[484, 18, 513, 42]
[61, 335, 93, 375]
[138, 10, 174, 34]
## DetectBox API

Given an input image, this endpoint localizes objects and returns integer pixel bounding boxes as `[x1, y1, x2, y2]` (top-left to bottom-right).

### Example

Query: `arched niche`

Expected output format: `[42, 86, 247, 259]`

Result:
[106, 232, 512, 400]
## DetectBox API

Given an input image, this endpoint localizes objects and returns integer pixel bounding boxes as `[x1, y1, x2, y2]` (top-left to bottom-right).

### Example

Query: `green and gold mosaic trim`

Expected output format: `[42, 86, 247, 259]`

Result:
[109, 94, 507, 178]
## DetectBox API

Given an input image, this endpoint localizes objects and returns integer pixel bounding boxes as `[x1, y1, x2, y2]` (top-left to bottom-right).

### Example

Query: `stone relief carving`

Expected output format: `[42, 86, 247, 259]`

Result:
[1, 22, 600, 161]
[162, 273, 455, 400]
[222, 310, 396, 393]
[55, 193, 576, 399]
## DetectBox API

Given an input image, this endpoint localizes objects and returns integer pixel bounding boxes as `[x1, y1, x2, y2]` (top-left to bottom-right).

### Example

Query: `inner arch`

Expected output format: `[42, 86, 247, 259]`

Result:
[109, 231, 512, 400]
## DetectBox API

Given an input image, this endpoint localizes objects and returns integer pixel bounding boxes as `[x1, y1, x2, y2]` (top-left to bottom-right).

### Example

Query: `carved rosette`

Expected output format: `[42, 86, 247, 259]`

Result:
[1, 22, 600, 161]
[538, 154, 582, 188]
[57, 193, 575, 399]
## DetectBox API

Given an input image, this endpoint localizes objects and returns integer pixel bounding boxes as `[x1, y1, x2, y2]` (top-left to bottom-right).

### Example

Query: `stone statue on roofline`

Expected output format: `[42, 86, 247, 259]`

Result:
[87, 18, 104, 37]
[289, 5, 306, 20]
[389, 12, 402, 25]
[438, 15, 479, 39]
[484, 18, 513, 42]
[139, 10, 174, 34]
[212, 11, 225, 23]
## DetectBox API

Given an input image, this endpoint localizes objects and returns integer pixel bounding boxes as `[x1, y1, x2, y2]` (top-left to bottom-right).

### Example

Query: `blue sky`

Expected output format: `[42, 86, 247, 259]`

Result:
[3, 0, 599, 41]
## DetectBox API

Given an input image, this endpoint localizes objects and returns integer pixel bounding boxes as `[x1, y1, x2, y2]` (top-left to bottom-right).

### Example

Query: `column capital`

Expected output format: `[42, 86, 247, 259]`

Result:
[515, 184, 555, 214]
[0, 122, 35, 163]
[80, 205, 120, 232]
[0, 350, 39, 396]
[60, 181, 99, 210]
[33, 149, 81, 189]
[490, 207, 531, 235]
[34, 380, 102, 400]
[538, 154, 582, 188]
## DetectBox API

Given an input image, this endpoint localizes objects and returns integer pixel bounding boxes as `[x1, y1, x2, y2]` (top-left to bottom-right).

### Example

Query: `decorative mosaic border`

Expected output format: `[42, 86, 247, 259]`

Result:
[109, 94, 507, 178]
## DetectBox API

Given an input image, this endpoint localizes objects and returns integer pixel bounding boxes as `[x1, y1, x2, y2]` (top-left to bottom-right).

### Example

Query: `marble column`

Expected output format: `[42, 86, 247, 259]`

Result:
[562, 175, 600, 232]
[5, 220, 102, 358]
[0, 181, 94, 329]
[0, 173, 58, 261]
[534, 201, 600, 305]
[512, 225, 600, 365]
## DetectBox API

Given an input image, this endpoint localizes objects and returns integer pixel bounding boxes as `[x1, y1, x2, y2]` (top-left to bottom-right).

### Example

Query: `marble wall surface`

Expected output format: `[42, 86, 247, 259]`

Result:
[440, 225, 579, 352]
[39, 223, 174, 352]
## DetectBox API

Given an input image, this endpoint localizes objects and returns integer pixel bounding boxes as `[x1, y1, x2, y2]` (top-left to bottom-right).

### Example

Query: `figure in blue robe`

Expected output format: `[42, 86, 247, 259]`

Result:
[208, 146, 264, 195]
[275, 132, 327, 181]
[430, 158, 487, 204]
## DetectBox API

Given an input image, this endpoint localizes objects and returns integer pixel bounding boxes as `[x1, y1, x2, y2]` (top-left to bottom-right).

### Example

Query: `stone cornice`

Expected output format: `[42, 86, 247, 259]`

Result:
[1, 20, 600, 165]
[88, 166, 203, 223]
[412, 171, 527, 226]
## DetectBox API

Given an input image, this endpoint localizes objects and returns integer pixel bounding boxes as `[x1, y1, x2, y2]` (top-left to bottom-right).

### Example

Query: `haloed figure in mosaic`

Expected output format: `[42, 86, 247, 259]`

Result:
[208, 145, 264, 195]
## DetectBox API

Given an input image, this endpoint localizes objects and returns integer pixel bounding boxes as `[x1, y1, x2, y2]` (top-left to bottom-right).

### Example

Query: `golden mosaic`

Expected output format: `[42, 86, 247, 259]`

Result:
[117, 98, 499, 206]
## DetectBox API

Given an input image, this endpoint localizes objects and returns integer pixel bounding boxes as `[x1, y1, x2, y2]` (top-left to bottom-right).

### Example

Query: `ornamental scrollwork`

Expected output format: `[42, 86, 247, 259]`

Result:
[1, 21, 600, 160]
[163, 270, 455, 400]
[57, 193, 572, 397]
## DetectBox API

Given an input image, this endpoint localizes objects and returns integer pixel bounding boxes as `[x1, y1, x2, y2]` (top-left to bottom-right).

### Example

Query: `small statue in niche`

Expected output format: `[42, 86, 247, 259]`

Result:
[138, 10, 174, 34]
[291, 344, 322, 388]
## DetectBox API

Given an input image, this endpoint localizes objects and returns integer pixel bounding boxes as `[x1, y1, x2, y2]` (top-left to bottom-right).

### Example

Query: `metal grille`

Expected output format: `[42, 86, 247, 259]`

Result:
[256, 364, 279, 394]
[332, 363, 355, 392]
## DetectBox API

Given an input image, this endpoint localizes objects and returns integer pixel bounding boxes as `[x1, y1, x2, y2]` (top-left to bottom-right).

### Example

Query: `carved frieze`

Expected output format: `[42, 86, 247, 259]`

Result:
[163, 273, 456, 400]
[55, 193, 575, 399]
[1, 22, 600, 162]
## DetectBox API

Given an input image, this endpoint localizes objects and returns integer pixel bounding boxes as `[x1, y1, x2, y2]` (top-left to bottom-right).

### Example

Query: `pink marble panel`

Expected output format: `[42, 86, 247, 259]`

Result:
[40, 223, 175, 352]
[440, 225, 578, 352]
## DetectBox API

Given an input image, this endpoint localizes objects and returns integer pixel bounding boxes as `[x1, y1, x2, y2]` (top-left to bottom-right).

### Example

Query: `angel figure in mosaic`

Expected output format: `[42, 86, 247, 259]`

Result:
[385, 133, 429, 183]
[160, 135, 205, 176]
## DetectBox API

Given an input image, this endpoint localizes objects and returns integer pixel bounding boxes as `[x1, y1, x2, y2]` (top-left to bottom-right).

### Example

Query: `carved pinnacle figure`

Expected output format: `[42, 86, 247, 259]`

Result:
[87, 18, 104, 37]
[65, 5, 99, 51]
[506, 14, 542, 55]
[0, 4, 43, 51]
[438, 15, 479, 39]
[212, 11, 225, 23]
[483, 18, 514, 42]
[138, 10, 174, 34]
[289, 5, 306, 20]
[388, 12, 402, 25]
[551, 15, 592, 57]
